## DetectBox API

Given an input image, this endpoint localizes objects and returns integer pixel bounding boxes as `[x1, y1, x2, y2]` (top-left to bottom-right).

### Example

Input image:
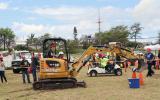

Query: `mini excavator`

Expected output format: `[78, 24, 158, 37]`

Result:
[33, 38, 144, 90]
[33, 38, 88, 90]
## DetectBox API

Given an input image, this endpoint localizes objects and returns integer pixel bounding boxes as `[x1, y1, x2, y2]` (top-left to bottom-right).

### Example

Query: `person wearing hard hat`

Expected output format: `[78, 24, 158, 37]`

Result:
[145, 48, 155, 77]
[47, 42, 56, 58]
[58, 51, 64, 59]
[99, 54, 109, 71]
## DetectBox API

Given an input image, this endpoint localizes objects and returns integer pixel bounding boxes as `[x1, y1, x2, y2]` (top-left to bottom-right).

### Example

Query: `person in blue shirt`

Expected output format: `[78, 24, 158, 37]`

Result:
[145, 48, 155, 77]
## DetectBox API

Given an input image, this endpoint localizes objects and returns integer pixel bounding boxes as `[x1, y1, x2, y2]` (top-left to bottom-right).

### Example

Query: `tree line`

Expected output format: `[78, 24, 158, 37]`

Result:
[0, 22, 158, 53]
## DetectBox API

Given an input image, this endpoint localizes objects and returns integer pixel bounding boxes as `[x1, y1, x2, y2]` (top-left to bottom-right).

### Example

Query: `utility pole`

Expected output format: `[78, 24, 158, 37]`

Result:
[97, 9, 102, 33]
[97, 9, 102, 45]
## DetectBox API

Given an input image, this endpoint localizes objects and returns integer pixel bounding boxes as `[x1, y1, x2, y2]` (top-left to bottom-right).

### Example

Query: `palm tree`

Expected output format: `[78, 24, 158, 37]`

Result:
[0, 28, 15, 50]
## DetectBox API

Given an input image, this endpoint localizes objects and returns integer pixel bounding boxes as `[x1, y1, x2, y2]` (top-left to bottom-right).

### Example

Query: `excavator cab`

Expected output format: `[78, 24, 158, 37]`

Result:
[39, 38, 70, 79]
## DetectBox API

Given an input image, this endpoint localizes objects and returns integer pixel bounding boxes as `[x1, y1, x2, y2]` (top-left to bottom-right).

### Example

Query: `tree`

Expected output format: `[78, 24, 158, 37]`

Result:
[26, 33, 51, 51]
[26, 33, 35, 46]
[0, 28, 15, 50]
[14, 45, 28, 50]
[67, 40, 81, 54]
[95, 25, 130, 45]
[130, 23, 143, 44]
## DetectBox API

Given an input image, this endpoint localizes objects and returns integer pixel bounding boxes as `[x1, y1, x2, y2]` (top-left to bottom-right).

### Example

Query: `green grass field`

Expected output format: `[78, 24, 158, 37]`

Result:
[1, 68, 160, 100]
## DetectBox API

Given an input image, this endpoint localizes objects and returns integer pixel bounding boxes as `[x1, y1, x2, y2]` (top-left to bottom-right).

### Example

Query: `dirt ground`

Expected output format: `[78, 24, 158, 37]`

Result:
[1, 68, 160, 100]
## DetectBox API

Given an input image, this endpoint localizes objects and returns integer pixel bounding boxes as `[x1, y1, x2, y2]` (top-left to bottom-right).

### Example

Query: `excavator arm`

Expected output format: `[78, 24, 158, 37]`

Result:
[70, 45, 143, 77]
[71, 46, 111, 77]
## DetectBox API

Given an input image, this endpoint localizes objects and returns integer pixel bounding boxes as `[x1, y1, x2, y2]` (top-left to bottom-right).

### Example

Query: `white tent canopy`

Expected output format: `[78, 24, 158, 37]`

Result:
[144, 44, 160, 50]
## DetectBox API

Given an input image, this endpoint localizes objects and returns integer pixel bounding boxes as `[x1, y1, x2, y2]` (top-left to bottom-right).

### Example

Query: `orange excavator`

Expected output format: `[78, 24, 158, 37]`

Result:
[33, 38, 144, 90]
[33, 38, 88, 90]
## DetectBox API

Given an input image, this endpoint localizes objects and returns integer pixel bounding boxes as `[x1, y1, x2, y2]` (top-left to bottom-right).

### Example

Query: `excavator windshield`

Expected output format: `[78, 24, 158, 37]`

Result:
[42, 38, 69, 61]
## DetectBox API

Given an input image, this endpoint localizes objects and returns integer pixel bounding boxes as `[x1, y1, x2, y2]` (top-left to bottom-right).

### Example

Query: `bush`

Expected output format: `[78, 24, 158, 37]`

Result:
[14, 45, 28, 50]
[67, 40, 82, 54]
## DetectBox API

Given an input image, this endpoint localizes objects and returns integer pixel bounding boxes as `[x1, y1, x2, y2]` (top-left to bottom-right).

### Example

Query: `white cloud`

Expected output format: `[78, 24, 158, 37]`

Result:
[133, 0, 160, 38]
[0, 2, 8, 10]
[12, 6, 135, 42]
[33, 7, 97, 22]
[12, 22, 77, 39]
[33, 6, 132, 23]
[32, 6, 132, 32]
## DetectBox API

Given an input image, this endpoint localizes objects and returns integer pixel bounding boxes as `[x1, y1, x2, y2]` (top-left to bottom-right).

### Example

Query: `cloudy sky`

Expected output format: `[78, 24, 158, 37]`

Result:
[0, 0, 160, 42]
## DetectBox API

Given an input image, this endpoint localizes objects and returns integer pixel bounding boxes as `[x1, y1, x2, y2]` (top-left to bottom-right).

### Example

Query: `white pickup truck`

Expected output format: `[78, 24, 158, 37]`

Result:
[12, 51, 32, 73]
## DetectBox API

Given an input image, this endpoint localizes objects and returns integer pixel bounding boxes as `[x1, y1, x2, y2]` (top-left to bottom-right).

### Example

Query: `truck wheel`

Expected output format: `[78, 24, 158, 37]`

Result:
[90, 70, 97, 77]
[115, 69, 122, 76]
[13, 69, 20, 74]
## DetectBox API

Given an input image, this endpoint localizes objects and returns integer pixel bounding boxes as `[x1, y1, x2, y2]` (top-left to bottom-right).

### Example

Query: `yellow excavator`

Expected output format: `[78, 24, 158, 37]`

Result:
[33, 38, 144, 90]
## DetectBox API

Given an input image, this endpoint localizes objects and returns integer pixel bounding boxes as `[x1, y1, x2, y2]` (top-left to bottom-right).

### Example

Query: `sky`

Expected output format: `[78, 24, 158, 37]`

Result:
[0, 0, 160, 43]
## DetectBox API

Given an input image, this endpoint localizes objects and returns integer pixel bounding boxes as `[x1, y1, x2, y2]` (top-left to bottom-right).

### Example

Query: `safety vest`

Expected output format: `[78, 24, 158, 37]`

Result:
[100, 57, 109, 67]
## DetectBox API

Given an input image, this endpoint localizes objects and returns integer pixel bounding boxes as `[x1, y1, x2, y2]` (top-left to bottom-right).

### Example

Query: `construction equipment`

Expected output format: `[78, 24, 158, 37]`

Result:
[33, 38, 144, 90]
[33, 38, 88, 90]
[86, 42, 145, 77]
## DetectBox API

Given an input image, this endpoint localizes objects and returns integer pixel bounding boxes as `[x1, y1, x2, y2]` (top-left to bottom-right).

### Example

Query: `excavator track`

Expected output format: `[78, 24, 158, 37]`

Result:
[33, 78, 86, 90]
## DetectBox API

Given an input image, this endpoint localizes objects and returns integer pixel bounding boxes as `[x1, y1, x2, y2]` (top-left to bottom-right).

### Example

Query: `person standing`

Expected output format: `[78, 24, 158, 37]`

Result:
[31, 52, 39, 82]
[20, 57, 31, 83]
[0, 59, 7, 83]
[145, 48, 155, 77]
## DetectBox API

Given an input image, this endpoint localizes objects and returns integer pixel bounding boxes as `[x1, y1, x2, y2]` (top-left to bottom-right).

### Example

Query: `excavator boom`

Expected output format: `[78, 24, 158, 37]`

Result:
[71, 44, 143, 77]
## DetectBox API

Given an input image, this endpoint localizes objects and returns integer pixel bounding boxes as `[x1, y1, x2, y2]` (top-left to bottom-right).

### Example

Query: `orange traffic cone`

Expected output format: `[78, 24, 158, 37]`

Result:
[139, 72, 144, 85]
[132, 72, 137, 78]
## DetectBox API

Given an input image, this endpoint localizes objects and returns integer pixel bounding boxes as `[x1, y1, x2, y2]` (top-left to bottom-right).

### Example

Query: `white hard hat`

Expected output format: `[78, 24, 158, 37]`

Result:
[132, 67, 137, 72]
[59, 51, 64, 55]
